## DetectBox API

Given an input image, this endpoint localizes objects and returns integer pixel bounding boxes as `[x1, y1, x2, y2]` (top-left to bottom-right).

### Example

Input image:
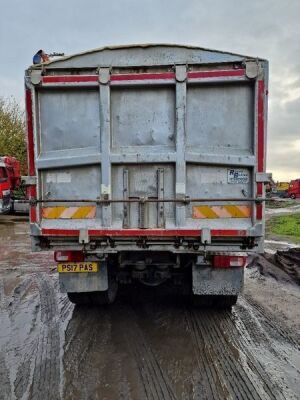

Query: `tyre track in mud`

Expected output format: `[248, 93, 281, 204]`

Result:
[234, 297, 300, 399]
[63, 306, 114, 400]
[0, 352, 11, 400]
[0, 272, 70, 400]
[184, 310, 229, 400]
[126, 295, 201, 400]
[28, 275, 61, 400]
[187, 308, 269, 400]
[212, 298, 299, 400]
[6, 275, 35, 318]
[117, 305, 177, 400]
[243, 293, 300, 348]
[0, 274, 40, 400]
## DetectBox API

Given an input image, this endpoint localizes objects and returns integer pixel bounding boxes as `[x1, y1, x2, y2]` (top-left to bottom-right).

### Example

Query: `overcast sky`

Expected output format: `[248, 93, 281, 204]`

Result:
[0, 0, 299, 181]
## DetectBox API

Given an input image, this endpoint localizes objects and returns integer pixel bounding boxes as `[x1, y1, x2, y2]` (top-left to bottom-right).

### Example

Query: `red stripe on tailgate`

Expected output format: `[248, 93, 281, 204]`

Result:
[111, 72, 175, 81]
[188, 69, 245, 79]
[42, 75, 98, 83]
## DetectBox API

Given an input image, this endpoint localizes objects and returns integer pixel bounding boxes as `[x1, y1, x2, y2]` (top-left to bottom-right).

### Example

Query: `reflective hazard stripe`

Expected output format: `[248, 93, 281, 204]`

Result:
[42, 206, 96, 219]
[192, 205, 251, 219]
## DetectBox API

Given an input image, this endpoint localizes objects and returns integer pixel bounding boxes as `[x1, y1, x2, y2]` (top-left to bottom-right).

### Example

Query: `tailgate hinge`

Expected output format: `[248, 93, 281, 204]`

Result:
[79, 229, 89, 244]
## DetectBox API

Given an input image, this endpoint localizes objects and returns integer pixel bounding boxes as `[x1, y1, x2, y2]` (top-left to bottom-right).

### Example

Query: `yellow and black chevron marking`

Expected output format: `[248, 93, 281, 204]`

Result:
[42, 206, 96, 219]
[192, 205, 251, 219]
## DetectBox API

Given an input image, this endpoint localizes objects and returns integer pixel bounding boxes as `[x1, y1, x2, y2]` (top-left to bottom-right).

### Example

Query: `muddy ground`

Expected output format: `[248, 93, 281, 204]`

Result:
[0, 216, 299, 400]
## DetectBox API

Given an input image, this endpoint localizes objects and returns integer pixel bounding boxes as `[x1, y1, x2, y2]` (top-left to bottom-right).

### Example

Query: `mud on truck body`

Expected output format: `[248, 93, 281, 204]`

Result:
[25, 44, 269, 307]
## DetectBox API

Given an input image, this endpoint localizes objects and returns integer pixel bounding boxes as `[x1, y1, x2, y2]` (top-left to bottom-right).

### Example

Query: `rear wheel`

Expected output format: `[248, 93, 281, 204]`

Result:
[214, 295, 238, 309]
[192, 295, 214, 307]
[290, 194, 296, 199]
[192, 294, 238, 309]
[90, 279, 118, 305]
[67, 292, 90, 305]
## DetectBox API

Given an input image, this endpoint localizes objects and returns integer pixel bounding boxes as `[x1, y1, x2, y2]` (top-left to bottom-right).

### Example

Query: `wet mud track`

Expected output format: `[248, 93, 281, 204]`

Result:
[0, 216, 299, 400]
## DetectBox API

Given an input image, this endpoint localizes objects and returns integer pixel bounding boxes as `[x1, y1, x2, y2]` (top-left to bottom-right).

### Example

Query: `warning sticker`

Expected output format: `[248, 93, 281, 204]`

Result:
[227, 169, 249, 184]
[46, 172, 71, 184]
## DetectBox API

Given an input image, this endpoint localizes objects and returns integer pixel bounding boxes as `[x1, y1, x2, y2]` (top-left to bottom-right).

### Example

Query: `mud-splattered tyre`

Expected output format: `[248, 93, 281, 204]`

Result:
[192, 294, 238, 308]
[214, 295, 238, 309]
[191, 295, 214, 307]
[67, 292, 90, 305]
[67, 281, 118, 306]
[91, 280, 118, 305]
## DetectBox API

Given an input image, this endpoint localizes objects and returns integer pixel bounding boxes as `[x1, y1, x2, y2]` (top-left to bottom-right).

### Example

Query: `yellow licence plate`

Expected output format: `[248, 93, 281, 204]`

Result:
[57, 262, 98, 273]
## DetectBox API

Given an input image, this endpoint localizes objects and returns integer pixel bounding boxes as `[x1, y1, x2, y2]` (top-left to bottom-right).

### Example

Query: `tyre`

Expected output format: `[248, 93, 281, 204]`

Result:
[191, 294, 238, 308]
[214, 295, 238, 309]
[290, 194, 296, 199]
[67, 280, 118, 306]
[191, 295, 214, 307]
[67, 292, 91, 305]
[90, 279, 118, 305]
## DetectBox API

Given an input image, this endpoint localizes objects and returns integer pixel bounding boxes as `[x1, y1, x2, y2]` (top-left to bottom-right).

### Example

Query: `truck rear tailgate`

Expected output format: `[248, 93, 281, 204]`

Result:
[25, 45, 268, 252]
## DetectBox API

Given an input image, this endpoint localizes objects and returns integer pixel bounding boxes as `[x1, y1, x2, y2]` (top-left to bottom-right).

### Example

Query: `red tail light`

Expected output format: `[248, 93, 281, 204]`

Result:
[213, 255, 247, 268]
[0, 183, 10, 198]
[54, 251, 84, 262]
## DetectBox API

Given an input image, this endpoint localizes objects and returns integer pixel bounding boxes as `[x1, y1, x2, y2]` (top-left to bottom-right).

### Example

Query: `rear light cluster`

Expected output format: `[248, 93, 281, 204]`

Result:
[54, 251, 84, 262]
[0, 188, 10, 199]
[213, 255, 247, 269]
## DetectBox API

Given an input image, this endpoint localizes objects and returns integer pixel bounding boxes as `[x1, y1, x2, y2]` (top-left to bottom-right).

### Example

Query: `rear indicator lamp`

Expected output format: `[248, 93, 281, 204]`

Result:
[54, 251, 84, 262]
[213, 255, 247, 268]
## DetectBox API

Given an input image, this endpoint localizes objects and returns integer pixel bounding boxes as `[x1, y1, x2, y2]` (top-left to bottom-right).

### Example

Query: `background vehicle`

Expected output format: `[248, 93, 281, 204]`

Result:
[266, 179, 290, 198]
[0, 156, 29, 214]
[25, 44, 269, 307]
[288, 179, 300, 199]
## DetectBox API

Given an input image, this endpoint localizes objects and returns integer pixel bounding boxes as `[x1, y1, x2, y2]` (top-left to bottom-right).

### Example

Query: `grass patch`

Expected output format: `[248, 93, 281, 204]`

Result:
[266, 213, 300, 242]
[266, 200, 298, 209]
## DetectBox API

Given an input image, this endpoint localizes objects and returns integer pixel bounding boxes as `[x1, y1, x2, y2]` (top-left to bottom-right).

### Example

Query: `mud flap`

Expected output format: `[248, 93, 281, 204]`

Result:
[59, 262, 108, 293]
[192, 265, 244, 295]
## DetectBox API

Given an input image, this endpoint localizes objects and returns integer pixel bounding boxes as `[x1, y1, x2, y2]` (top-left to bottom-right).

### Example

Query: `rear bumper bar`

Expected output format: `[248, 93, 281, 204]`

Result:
[41, 228, 249, 237]
[29, 226, 263, 253]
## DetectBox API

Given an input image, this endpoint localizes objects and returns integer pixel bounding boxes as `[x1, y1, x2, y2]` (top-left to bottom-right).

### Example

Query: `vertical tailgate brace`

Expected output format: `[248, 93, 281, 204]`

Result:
[123, 169, 130, 228]
[157, 168, 165, 228]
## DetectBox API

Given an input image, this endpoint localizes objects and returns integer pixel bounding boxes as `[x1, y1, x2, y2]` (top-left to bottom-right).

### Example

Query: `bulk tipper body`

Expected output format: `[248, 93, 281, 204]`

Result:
[25, 44, 269, 306]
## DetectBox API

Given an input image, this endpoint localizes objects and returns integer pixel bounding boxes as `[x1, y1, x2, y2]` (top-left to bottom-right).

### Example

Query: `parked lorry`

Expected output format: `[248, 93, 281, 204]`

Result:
[25, 44, 269, 307]
[0, 156, 21, 214]
[288, 179, 300, 199]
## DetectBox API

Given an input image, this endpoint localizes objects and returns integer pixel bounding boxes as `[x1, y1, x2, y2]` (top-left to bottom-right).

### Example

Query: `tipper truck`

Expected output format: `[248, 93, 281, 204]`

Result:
[0, 156, 29, 214]
[25, 44, 269, 307]
[288, 179, 300, 199]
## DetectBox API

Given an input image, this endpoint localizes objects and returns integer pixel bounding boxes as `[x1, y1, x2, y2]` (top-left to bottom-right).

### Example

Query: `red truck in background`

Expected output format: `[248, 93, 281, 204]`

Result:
[288, 179, 300, 199]
[0, 156, 29, 214]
